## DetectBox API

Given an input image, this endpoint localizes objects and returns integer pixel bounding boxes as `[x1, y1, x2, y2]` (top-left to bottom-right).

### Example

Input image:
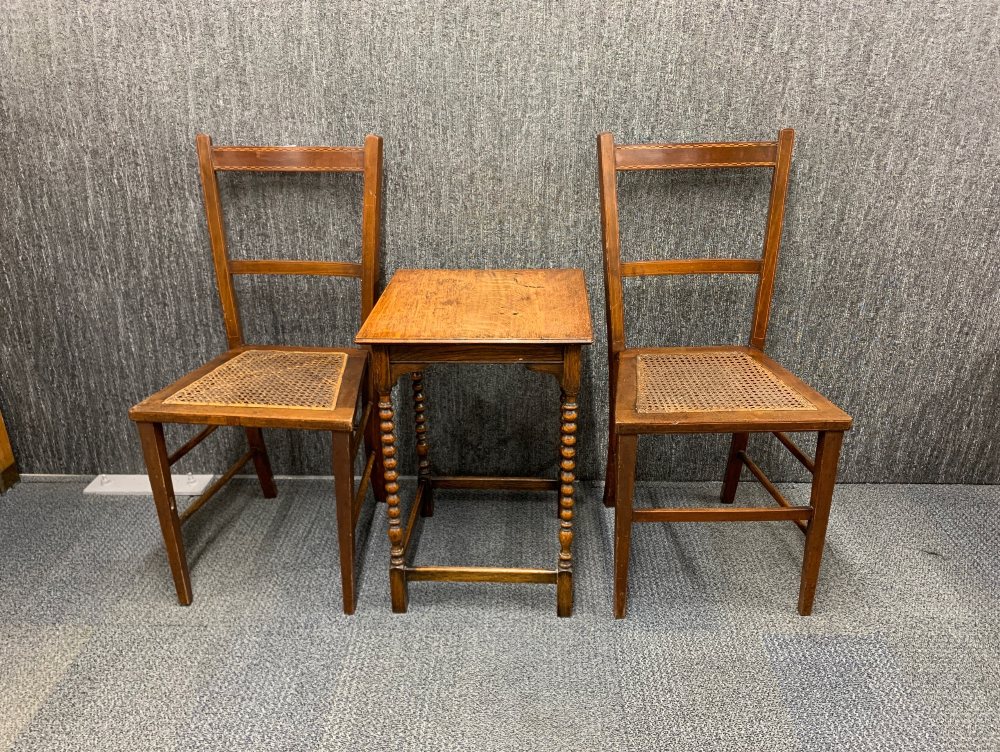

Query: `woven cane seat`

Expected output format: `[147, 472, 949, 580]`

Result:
[164, 349, 347, 410]
[635, 351, 817, 413]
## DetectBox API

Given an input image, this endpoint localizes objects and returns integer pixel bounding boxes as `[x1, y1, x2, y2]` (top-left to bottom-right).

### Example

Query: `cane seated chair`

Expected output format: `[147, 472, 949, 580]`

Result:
[598, 129, 852, 618]
[129, 133, 385, 614]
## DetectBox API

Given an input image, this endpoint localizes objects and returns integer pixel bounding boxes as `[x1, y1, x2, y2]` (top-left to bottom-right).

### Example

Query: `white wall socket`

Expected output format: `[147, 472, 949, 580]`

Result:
[83, 473, 214, 496]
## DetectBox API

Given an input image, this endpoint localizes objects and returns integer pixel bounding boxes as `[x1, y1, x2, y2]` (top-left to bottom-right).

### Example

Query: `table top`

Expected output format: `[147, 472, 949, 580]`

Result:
[355, 268, 593, 345]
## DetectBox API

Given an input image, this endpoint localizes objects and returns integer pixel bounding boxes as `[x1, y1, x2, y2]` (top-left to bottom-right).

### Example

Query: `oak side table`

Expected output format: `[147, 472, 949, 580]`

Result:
[356, 268, 593, 616]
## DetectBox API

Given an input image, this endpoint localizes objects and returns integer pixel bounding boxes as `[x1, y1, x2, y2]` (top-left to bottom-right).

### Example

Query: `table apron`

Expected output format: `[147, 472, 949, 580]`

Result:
[387, 343, 566, 365]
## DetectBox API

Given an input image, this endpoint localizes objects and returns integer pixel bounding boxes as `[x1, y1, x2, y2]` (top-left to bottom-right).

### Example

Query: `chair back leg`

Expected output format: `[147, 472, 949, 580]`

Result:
[720, 432, 750, 503]
[363, 378, 388, 504]
[603, 359, 618, 509]
[245, 427, 278, 498]
[603, 420, 618, 509]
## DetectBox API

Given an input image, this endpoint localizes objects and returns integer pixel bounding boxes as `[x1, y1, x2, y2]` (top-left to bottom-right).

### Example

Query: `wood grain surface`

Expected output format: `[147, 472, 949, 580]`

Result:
[356, 269, 594, 345]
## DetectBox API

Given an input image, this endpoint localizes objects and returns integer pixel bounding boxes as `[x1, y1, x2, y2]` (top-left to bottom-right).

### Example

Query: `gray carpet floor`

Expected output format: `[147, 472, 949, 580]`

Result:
[0, 478, 997, 751]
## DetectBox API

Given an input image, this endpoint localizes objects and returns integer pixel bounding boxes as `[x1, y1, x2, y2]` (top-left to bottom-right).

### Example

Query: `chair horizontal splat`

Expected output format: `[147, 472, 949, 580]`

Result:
[228, 259, 363, 277]
[621, 258, 762, 277]
[211, 145, 365, 172]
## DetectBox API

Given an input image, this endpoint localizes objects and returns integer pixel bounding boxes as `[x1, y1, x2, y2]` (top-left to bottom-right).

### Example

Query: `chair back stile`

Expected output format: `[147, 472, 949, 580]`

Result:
[597, 128, 795, 354]
[194, 133, 384, 349]
[597, 133, 627, 384]
[749, 129, 794, 349]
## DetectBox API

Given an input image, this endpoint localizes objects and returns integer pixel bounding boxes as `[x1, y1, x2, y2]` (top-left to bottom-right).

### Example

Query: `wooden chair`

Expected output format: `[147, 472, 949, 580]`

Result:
[598, 129, 853, 618]
[129, 134, 385, 614]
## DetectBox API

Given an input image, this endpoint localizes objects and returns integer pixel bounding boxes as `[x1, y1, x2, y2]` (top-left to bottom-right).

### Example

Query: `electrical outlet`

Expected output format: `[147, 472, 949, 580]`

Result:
[83, 473, 214, 496]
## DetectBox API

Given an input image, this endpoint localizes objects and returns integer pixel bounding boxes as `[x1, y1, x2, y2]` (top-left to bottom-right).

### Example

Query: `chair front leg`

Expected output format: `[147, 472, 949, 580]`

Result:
[332, 431, 357, 614]
[798, 430, 844, 615]
[614, 433, 638, 619]
[720, 432, 750, 504]
[245, 427, 278, 498]
[137, 422, 192, 605]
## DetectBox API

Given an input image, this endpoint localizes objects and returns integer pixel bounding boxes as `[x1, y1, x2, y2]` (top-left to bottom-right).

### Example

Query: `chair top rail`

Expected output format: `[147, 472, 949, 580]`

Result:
[615, 141, 778, 171]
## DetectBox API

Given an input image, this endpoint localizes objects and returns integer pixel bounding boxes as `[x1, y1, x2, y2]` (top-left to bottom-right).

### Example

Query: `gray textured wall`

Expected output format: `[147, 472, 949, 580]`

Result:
[1, 1, 998, 484]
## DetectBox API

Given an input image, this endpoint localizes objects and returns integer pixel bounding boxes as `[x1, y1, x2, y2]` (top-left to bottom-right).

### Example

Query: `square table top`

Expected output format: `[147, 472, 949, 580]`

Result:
[355, 268, 593, 345]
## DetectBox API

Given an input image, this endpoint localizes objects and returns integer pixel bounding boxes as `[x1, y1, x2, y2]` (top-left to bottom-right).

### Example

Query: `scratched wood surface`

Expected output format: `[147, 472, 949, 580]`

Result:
[356, 269, 594, 345]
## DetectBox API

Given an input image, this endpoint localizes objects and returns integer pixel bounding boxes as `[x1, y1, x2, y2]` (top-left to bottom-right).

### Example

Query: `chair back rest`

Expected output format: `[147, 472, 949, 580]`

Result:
[195, 133, 384, 348]
[597, 129, 794, 355]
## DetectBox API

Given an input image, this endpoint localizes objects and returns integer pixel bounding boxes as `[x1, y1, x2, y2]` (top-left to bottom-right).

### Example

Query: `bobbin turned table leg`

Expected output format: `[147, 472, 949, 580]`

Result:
[557, 392, 578, 617]
[412, 370, 433, 517]
[556, 346, 581, 617]
[373, 348, 408, 613]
